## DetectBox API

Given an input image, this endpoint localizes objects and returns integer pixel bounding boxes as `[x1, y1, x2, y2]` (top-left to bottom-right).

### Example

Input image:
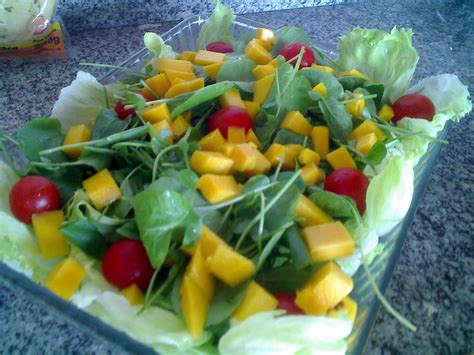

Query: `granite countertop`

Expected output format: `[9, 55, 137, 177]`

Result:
[1, 1, 473, 354]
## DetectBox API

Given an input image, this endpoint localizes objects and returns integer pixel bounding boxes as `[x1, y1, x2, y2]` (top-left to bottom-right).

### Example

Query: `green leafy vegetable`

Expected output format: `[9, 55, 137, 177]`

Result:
[365, 140, 387, 166]
[216, 56, 256, 92]
[144, 32, 176, 61]
[18, 118, 64, 163]
[205, 281, 249, 326]
[285, 225, 312, 270]
[272, 26, 310, 55]
[300, 68, 344, 100]
[273, 129, 305, 145]
[318, 97, 352, 142]
[196, 0, 235, 50]
[60, 220, 108, 259]
[91, 108, 129, 140]
[308, 188, 357, 220]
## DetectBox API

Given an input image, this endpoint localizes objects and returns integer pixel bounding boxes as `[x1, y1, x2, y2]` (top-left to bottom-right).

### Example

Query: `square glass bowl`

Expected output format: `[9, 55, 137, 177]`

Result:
[0, 15, 451, 354]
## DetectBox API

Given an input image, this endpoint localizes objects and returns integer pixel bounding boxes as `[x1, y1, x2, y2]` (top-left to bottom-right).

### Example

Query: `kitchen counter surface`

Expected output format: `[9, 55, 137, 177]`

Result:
[1, 0, 473, 354]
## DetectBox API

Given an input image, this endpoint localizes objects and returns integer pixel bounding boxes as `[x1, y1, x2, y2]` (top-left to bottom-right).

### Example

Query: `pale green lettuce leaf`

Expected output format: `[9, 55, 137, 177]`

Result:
[196, 0, 235, 50]
[144, 32, 176, 62]
[365, 154, 414, 237]
[219, 311, 352, 355]
[0, 160, 17, 213]
[397, 116, 438, 164]
[337, 28, 419, 103]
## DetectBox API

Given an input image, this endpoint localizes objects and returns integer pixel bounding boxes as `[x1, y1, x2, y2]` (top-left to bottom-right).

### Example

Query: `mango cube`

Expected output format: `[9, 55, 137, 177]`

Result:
[245, 149, 271, 177]
[44, 257, 86, 299]
[32, 210, 70, 260]
[300, 163, 324, 185]
[140, 103, 171, 124]
[200, 226, 227, 259]
[252, 64, 276, 80]
[145, 73, 170, 97]
[298, 148, 320, 166]
[197, 174, 240, 204]
[246, 129, 261, 147]
[377, 104, 394, 122]
[312, 83, 327, 97]
[222, 142, 236, 157]
[120, 284, 145, 305]
[245, 39, 272, 65]
[295, 262, 353, 315]
[165, 78, 205, 98]
[185, 245, 215, 301]
[170, 115, 191, 139]
[157, 58, 194, 73]
[194, 50, 226, 66]
[190, 151, 234, 175]
[220, 88, 245, 109]
[326, 147, 356, 170]
[150, 120, 173, 144]
[181, 275, 209, 338]
[180, 51, 197, 63]
[199, 129, 226, 153]
[63, 124, 91, 159]
[82, 169, 122, 210]
[327, 296, 358, 323]
[311, 126, 329, 159]
[346, 93, 365, 118]
[206, 244, 256, 287]
[232, 281, 278, 321]
[295, 194, 332, 227]
[265, 143, 302, 170]
[356, 132, 377, 155]
[339, 69, 369, 80]
[312, 65, 335, 75]
[203, 62, 224, 81]
[227, 126, 247, 144]
[164, 69, 197, 83]
[230, 143, 258, 172]
[171, 77, 186, 86]
[349, 119, 387, 141]
[253, 74, 275, 104]
[302, 221, 355, 263]
[256, 28, 276, 46]
[280, 111, 313, 136]
[243, 101, 260, 119]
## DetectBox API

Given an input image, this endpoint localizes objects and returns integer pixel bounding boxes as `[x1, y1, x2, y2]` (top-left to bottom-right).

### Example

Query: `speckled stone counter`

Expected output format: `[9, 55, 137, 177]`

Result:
[1, 1, 473, 354]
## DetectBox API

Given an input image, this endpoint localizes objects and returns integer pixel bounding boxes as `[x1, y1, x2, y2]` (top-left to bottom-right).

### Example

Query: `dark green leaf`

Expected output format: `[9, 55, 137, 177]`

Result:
[264, 184, 300, 231]
[365, 140, 387, 166]
[319, 97, 353, 142]
[205, 281, 250, 326]
[91, 108, 129, 140]
[338, 76, 367, 91]
[355, 87, 376, 117]
[77, 147, 112, 171]
[179, 169, 198, 190]
[274, 171, 305, 193]
[242, 175, 271, 193]
[308, 188, 357, 220]
[273, 129, 305, 145]
[116, 221, 139, 238]
[35, 166, 82, 204]
[285, 225, 312, 269]
[216, 56, 256, 92]
[60, 220, 108, 259]
[257, 263, 323, 293]
[363, 83, 385, 109]
[300, 68, 344, 100]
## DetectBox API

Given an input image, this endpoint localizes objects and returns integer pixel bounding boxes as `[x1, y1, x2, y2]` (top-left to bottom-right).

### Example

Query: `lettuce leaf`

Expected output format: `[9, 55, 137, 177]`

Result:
[196, 0, 235, 50]
[337, 28, 419, 103]
[219, 311, 352, 355]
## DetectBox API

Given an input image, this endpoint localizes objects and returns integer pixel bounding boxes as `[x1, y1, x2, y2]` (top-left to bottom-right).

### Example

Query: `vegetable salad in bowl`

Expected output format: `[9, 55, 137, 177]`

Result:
[0, 1, 471, 354]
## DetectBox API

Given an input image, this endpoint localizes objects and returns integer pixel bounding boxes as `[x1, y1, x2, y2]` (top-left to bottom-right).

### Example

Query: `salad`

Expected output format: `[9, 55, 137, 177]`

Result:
[0, 1, 471, 354]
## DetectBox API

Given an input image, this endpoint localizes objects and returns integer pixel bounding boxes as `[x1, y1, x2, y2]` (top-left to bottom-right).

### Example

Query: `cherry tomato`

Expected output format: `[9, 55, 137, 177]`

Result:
[9, 176, 61, 224]
[114, 101, 136, 120]
[278, 42, 316, 68]
[208, 107, 253, 138]
[276, 293, 304, 315]
[324, 168, 369, 215]
[206, 41, 233, 53]
[140, 91, 155, 102]
[392, 93, 435, 124]
[102, 239, 154, 291]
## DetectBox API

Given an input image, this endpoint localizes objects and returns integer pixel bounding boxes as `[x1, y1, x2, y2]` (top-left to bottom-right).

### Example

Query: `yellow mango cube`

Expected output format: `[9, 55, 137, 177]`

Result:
[165, 78, 205, 98]
[312, 82, 327, 97]
[62, 124, 91, 159]
[246, 128, 261, 147]
[170, 115, 191, 138]
[206, 244, 256, 287]
[120, 284, 145, 305]
[164, 69, 197, 83]
[377, 104, 394, 122]
[245, 149, 271, 177]
[227, 126, 247, 144]
[298, 148, 320, 166]
[199, 226, 228, 259]
[44, 257, 86, 299]
[194, 50, 227, 65]
[300, 163, 324, 185]
[311, 126, 329, 159]
[339, 69, 369, 80]
[220, 88, 245, 109]
[327, 296, 358, 323]
[326, 147, 356, 170]
[303, 221, 355, 263]
[349, 119, 387, 141]
[32, 210, 70, 260]
[197, 174, 240, 204]
[199, 129, 226, 153]
[222, 142, 236, 157]
[157, 58, 194, 73]
[180, 51, 197, 63]
[230, 143, 258, 172]
[185, 245, 215, 301]
[190, 151, 234, 175]
[82, 169, 122, 210]
[346, 93, 366, 117]
[243, 101, 260, 119]
[256, 28, 276, 46]
[232, 281, 278, 321]
[140, 103, 171, 124]
[280, 111, 313, 136]
[312, 65, 335, 75]
[253, 74, 275, 104]
[181, 275, 209, 338]
[245, 39, 273, 65]
[264, 143, 287, 167]
[203, 62, 224, 81]
[145, 73, 170, 97]
[295, 194, 333, 227]
[150, 120, 173, 144]
[171, 78, 186, 87]
[356, 132, 377, 155]
[252, 64, 276, 80]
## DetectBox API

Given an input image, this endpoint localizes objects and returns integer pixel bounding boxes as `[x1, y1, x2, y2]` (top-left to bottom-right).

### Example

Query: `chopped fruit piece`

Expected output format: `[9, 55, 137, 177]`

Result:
[300, 163, 324, 185]
[311, 126, 329, 159]
[197, 174, 240, 204]
[295, 262, 353, 315]
[227, 126, 247, 144]
[243, 101, 260, 119]
[140, 103, 172, 123]
[63, 124, 91, 159]
[222, 142, 236, 157]
[280, 111, 313, 136]
[203, 62, 225, 81]
[264, 143, 287, 167]
[120, 284, 145, 305]
[82, 169, 122, 210]
[327, 296, 358, 323]
[346, 93, 365, 117]
[312, 82, 327, 97]
[349, 119, 387, 141]
[180, 51, 197, 63]
[339, 69, 369, 80]
[356, 132, 377, 155]
[44, 257, 86, 300]
[164, 78, 205, 98]
[145, 73, 171, 97]
[302, 221, 355, 263]
[279, 42, 316, 68]
[170, 115, 191, 138]
[206, 244, 256, 287]
[171, 78, 186, 86]
[298, 148, 320, 166]
[245, 39, 273, 65]
[181, 275, 209, 338]
[377, 104, 394, 122]
[220, 88, 245, 109]
[253, 74, 275, 104]
[256, 28, 276, 46]
[252, 64, 276, 80]
[150, 120, 173, 144]
[32, 210, 70, 260]
[209, 107, 253, 138]
[269, 58, 280, 67]
[232, 281, 278, 321]
[164, 69, 197, 83]
[245, 149, 271, 176]
[199, 129, 226, 153]
[312, 65, 335, 74]
[199, 226, 227, 259]
[182, 112, 192, 121]
[295, 194, 333, 227]
[206, 41, 233, 53]
[230, 143, 258, 172]
[157, 58, 194, 73]
[194, 50, 227, 65]
[326, 147, 356, 170]
[246, 128, 261, 147]
[190, 151, 234, 175]
[185, 245, 215, 301]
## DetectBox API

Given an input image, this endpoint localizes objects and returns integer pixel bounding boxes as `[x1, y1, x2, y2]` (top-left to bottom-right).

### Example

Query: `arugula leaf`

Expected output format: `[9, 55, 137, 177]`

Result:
[272, 26, 310, 55]
[60, 220, 108, 259]
[354, 87, 377, 118]
[273, 129, 306, 145]
[205, 281, 249, 326]
[365, 140, 387, 166]
[77, 147, 113, 171]
[91, 108, 129, 140]
[257, 263, 323, 293]
[196, 0, 235, 50]
[318, 97, 353, 142]
[363, 83, 385, 109]
[337, 76, 367, 91]
[34, 166, 82, 203]
[285, 225, 312, 269]
[242, 175, 271, 194]
[308, 188, 357, 220]
[216, 56, 256, 92]
[300, 68, 344, 100]
[264, 183, 300, 231]
[18, 118, 64, 163]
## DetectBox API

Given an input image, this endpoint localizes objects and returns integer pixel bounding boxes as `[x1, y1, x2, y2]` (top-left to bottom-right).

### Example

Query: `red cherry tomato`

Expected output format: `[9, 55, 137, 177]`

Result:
[9, 176, 61, 224]
[324, 168, 369, 215]
[140, 92, 155, 102]
[102, 239, 154, 291]
[208, 107, 253, 138]
[276, 293, 304, 315]
[114, 101, 136, 120]
[392, 93, 435, 124]
[205, 41, 233, 53]
[278, 42, 316, 68]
